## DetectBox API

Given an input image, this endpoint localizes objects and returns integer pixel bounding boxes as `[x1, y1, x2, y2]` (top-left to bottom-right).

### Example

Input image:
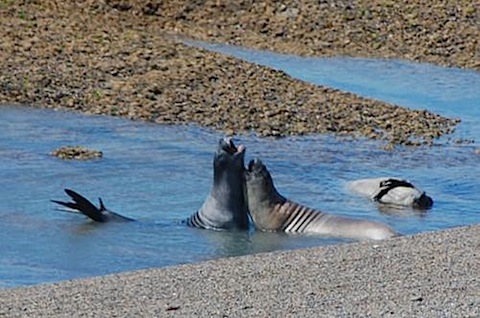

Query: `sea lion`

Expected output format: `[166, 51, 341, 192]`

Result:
[185, 137, 250, 230]
[345, 177, 433, 210]
[245, 159, 397, 241]
[51, 189, 134, 222]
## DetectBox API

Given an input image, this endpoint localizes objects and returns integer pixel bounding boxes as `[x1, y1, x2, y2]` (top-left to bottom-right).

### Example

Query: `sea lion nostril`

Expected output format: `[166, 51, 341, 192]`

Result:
[249, 158, 260, 172]
[254, 158, 265, 171]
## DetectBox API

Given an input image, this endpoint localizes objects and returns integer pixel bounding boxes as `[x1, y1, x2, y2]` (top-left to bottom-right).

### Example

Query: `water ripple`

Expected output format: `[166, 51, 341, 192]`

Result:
[1, 44, 479, 287]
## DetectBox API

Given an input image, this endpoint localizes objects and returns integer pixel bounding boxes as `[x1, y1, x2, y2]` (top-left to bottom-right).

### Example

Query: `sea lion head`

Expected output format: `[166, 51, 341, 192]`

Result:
[412, 192, 433, 210]
[245, 158, 285, 229]
[245, 158, 276, 201]
[213, 137, 246, 181]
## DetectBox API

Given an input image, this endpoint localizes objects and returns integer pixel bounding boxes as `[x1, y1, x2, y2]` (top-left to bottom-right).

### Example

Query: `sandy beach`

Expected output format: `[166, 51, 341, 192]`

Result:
[1, 225, 478, 317]
[1, 0, 479, 316]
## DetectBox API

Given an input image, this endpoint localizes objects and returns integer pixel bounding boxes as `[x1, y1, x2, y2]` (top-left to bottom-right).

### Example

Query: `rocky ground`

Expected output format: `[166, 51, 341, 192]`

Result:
[156, 0, 480, 70]
[1, 1, 477, 146]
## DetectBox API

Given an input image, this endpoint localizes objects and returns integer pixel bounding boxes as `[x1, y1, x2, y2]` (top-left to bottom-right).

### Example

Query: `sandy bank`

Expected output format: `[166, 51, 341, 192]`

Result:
[1, 224, 478, 317]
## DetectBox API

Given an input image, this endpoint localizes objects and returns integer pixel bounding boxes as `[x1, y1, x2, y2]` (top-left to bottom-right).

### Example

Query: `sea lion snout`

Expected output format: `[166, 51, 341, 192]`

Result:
[413, 192, 433, 210]
[246, 158, 270, 182]
[219, 137, 245, 156]
[247, 158, 266, 173]
[215, 138, 246, 168]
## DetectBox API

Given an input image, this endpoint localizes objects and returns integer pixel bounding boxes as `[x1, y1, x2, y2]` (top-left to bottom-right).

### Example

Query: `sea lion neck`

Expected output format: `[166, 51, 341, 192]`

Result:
[212, 167, 246, 201]
[268, 174, 285, 202]
[247, 170, 286, 209]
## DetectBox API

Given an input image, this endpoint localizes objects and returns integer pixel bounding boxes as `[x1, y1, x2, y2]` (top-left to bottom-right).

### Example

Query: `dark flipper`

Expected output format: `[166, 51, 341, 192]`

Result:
[51, 189, 109, 222]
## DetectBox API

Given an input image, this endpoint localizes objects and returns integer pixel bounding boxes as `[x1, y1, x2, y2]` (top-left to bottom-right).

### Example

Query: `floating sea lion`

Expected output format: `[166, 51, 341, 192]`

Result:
[186, 137, 250, 230]
[51, 189, 134, 222]
[245, 159, 397, 241]
[345, 177, 433, 210]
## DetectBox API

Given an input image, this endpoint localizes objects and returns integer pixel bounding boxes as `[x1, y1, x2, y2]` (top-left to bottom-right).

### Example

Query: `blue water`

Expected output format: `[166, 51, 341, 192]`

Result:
[184, 40, 480, 141]
[1, 45, 479, 288]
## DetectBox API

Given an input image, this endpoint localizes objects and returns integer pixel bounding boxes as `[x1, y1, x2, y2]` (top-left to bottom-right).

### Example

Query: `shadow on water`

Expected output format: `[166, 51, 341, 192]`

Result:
[1, 43, 479, 287]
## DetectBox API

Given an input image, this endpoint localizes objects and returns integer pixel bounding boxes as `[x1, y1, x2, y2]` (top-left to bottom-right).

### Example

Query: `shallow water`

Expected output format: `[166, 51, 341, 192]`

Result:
[185, 39, 480, 140]
[1, 47, 479, 288]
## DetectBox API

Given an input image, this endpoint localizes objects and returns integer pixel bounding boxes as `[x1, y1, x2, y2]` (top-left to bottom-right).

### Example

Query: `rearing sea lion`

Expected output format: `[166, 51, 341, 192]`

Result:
[245, 159, 397, 241]
[52, 137, 250, 230]
[186, 137, 250, 230]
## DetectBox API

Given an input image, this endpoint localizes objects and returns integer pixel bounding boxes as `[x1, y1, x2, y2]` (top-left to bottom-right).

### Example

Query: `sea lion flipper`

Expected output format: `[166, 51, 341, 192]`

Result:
[50, 199, 81, 211]
[52, 189, 107, 222]
[98, 197, 106, 211]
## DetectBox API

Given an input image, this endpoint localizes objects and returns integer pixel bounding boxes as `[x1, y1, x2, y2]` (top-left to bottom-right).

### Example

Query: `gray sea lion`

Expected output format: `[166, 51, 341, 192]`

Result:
[345, 177, 433, 210]
[185, 137, 250, 230]
[51, 189, 134, 222]
[245, 159, 397, 241]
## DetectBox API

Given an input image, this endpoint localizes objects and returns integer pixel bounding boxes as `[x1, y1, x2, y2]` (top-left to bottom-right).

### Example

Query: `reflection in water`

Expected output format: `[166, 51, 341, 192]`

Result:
[199, 228, 343, 259]
[1, 47, 479, 287]
[375, 204, 428, 218]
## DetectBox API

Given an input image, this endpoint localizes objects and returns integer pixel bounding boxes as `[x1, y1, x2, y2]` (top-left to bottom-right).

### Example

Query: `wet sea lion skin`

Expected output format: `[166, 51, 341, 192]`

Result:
[51, 189, 134, 223]
[245, 159, 398, 241]
[186, 137, 250, 231]
[346, 177, 433, 210]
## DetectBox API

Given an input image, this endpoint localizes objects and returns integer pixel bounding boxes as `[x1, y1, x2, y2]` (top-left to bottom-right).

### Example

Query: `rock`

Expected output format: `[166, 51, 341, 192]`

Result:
[50, 146, 103, 160]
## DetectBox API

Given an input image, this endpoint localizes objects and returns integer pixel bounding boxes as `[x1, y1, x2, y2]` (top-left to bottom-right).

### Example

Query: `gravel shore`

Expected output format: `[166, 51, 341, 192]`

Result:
[1, 224, 478, 317]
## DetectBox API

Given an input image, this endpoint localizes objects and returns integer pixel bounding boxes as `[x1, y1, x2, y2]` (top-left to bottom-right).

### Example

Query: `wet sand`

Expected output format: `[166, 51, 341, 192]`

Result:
[1, 225, 478, 317]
